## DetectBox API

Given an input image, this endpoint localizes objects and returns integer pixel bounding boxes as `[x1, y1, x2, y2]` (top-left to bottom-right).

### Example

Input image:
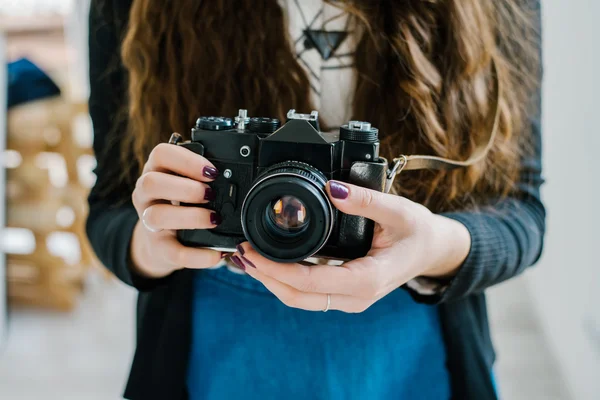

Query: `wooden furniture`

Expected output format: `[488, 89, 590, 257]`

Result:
[2, 10, 101, 311]
[0, 29, 8, 345]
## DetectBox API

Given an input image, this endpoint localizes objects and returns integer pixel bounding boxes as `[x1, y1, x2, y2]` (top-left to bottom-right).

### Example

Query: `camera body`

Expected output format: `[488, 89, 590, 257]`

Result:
[174, 109, 388, 263]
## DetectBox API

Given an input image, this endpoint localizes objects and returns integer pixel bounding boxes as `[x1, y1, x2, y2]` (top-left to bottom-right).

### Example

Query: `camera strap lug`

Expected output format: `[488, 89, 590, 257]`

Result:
[168, 132, 183, 145]
[385, 155, 407, 193]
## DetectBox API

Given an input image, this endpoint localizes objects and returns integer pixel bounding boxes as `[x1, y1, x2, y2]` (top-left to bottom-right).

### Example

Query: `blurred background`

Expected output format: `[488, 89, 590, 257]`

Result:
[0, 1, 598, 399]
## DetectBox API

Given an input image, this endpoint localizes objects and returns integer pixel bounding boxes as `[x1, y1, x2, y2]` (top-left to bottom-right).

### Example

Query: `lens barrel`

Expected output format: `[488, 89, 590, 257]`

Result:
[241, 161, 333, 263]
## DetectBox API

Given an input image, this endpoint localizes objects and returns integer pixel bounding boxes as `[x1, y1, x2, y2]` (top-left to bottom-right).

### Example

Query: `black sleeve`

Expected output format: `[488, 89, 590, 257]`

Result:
[85, 0, 169, 291]
[409, 1, 546, 304]
[434, 117, 546, 303]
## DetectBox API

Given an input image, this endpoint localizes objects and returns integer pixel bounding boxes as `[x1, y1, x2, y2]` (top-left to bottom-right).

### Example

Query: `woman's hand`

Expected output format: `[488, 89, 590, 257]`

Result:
[130, 142, 224, 279]
[231, 181, 471, 313]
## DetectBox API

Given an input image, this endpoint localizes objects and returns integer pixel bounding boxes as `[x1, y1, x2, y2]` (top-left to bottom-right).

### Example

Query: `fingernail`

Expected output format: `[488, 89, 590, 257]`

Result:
[241, 255, 256, 269]
[203, 166, 219, 179]
[230, 255, 245, 270]
[236, 244, 245, 256]
[210, 212, 222, 225]
[204, 187, 216, 201]
[329, 181, 349, 200]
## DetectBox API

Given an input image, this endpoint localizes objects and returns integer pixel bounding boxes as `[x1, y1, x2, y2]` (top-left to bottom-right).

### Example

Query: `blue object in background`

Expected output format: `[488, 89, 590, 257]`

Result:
[7, 58, 61, 109]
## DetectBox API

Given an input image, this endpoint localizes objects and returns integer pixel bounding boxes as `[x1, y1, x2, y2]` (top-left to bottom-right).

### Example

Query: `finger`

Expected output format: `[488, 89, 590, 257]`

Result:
[244, 266, 373, 313]
[157, 234, 223, 269]
[326, 180, 413, 226]
[134, 171, 215, 207]
[143, 142, 220, 182]
[235, 243, 369, 297]
[142, 203, 220, 230]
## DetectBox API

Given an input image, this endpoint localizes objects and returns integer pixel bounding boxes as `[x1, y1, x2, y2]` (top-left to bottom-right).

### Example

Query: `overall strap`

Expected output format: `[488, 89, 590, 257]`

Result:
[385, 59, 501, 193]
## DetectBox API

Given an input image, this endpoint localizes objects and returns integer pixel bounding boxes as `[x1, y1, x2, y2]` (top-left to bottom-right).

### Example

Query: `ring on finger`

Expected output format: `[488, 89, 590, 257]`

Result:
[323, 293, 331, 312]
[142, 207, 163, 233]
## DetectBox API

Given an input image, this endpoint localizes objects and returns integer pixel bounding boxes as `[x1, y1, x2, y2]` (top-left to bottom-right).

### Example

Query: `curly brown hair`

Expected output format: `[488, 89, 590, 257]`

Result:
[119, 0, 541, 212]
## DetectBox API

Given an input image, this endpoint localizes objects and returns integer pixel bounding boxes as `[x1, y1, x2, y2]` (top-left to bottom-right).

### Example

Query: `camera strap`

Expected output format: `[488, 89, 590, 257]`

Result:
[384, 59, 501, 194]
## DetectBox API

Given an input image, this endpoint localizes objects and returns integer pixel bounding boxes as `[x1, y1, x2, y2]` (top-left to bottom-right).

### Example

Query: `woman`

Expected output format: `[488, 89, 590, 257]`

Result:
[86, 1, 545, 399]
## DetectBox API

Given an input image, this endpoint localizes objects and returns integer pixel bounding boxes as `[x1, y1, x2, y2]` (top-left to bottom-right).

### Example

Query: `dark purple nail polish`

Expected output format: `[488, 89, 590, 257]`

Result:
[329, 181, 349, 200]
[241, 255, 256, 269]
[203, 166, 219, 179]
[204, 187, 216, 201]
[210, 212, 222, 225]
[230, 255, 245, 270]
[236, 244, 245, 256]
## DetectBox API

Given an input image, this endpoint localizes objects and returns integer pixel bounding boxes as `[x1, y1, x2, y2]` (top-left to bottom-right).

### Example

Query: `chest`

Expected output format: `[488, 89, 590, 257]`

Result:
[279, 0, 358, 127]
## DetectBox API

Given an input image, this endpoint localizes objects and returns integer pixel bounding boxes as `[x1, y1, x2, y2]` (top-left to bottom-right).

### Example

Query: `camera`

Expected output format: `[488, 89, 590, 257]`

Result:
[171, 109, 389, 263]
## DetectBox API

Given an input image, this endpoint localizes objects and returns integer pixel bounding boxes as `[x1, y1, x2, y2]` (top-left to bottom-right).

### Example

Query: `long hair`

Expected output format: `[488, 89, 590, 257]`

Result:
[118, 0, 541, 212]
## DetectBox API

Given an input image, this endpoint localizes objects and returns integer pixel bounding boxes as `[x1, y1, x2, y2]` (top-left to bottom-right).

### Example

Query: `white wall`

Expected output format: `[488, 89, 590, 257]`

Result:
[526, 1, 600, 399]
[63, 0, 90, 102]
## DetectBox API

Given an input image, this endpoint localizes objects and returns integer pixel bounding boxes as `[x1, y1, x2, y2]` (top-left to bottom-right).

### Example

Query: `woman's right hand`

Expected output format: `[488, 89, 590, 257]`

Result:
[130, 142, 224, 279]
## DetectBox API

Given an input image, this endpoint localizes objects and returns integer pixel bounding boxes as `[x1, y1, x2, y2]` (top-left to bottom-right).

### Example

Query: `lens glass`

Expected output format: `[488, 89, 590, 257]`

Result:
[267, 196, 309, 234]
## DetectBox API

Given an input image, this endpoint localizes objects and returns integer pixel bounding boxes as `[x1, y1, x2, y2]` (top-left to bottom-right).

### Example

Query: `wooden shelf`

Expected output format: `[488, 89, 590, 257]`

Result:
[2, 14, 100, 311]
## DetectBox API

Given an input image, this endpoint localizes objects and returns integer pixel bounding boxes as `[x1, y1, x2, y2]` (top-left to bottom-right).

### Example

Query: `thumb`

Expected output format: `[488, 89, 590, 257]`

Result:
[326, 180, 408, 225]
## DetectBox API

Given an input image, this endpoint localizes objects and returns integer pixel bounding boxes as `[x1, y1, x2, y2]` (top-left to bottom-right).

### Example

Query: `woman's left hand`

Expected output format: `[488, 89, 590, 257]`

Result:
[231, 180, 471, 313]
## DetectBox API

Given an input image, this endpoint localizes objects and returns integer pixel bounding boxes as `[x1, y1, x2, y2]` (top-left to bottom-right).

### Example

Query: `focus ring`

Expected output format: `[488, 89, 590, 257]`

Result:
[260, 161, 328, 187]
[268, 168, 322, 186]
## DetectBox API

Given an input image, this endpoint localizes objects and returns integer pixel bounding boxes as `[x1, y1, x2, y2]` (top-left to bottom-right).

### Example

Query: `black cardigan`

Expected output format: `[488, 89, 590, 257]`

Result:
[85, 1, 545, 399]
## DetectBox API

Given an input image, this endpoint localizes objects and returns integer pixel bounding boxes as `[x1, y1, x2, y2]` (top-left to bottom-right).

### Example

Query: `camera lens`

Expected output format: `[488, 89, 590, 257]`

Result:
[267, 196, 310, 235]
[241, 161, 333, 263]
